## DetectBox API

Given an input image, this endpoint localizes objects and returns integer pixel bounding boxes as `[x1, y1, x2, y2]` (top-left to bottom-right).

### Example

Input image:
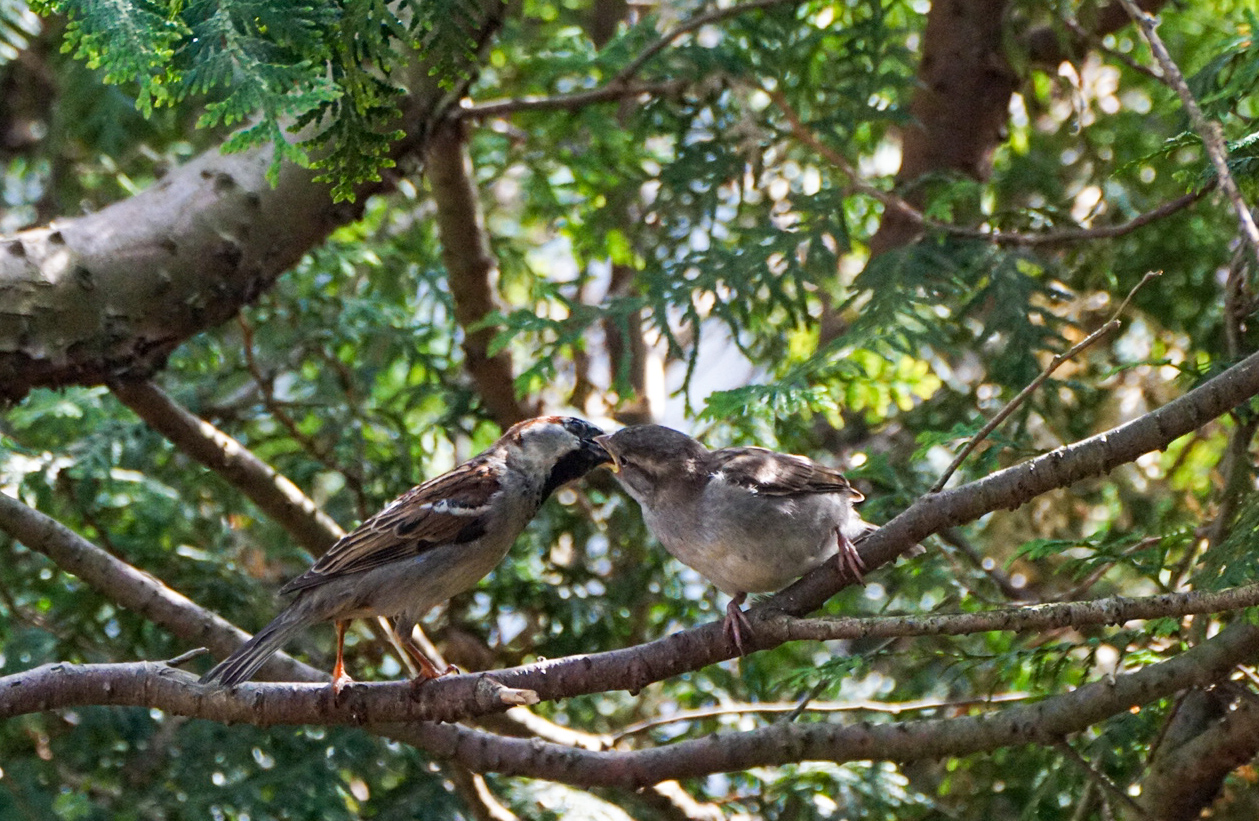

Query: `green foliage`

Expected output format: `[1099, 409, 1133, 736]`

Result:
[31, 0, 490, 198]
[5, 0, 1259, 818]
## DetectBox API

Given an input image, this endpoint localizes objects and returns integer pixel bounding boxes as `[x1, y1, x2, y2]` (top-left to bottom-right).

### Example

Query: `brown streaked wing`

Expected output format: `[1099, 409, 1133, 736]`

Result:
[711, 447, 863, 500]
[279, 459, 500, 593]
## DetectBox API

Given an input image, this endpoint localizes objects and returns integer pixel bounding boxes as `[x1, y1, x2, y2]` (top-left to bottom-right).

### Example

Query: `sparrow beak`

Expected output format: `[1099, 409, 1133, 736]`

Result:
[593, 434, 620, 472]
[584, 436, 613, 465]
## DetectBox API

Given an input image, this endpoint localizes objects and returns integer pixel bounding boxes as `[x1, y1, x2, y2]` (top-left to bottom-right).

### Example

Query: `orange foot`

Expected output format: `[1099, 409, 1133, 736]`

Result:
[409, 664, 459, 699]
[331, 670, 355, 702]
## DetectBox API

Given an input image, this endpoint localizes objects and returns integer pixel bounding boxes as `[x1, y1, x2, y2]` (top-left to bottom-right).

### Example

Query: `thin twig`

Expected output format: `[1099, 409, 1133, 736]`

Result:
[767, 84, 1205, 247]
[1056, 536, 1163, 602]
[1057, 739, 1152, 820]
[950, 189, 1206, 246]
[611, 692, 1031, 742]
[783, 679, 830, 724]
[765, 85, 927, 225]
[1057, 14, 1162, 81]
[446, 764, 520, 821]
[238, 315, 371, 517]
[782, 581, 1259, 644]
[163, 648, 209, 667]
[462, 81, 687, 119]
[611, 0, 796, 86]
[938, 527, 1032, 601]
[1118, 0, 1259, 270]
[930, 271, 1161, 492]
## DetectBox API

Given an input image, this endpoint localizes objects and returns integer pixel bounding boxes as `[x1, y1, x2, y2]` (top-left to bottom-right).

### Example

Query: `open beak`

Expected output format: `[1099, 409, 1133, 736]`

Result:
[593, 434, 620, 472]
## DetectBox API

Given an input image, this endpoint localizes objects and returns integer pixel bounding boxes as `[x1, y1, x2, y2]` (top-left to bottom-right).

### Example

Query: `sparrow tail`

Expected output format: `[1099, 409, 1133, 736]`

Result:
[199, 607, 310, 687]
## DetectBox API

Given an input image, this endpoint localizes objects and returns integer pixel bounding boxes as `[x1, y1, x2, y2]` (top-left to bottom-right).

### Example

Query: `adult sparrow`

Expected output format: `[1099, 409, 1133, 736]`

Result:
[201, 416, 609, 693]
[597, 424, 871, 654]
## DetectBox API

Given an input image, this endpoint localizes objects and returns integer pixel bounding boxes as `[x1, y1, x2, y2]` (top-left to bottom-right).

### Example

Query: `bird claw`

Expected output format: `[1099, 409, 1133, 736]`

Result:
[836, 529, 866, 585]
[408, 663, 459, 699]
[724, 595, 752, 655]
[331, 671, 354, 704]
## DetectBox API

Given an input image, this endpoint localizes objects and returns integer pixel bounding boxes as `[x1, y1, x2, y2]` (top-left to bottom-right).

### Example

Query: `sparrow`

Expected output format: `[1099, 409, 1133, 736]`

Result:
[201, 415, 610, 693]
[597, 424, 871, 654]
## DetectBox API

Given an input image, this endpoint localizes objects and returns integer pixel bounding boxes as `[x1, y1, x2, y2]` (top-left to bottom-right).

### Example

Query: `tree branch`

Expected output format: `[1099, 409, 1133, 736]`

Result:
[0, 488, 309, 682]
[462, 81, 686, 119]
[1118, 0, 1259, 270]
[779, 583, 1259, 643]
[6, 344, 1259, 790]
[0, 0, 507, 403]
[610, 0, 798, 87]
[866, 0, 1018, 257]
[108, 378, 344, 554]
[770, 347, 1259, 620]
[425, 120, 534, 426]
[5, 619, 1259, 789]
[1024, 0, 1170, 68]
[107, 377, 441, 679]
[1138, 690, 1259, 820]
[930, 271, 1159, 492]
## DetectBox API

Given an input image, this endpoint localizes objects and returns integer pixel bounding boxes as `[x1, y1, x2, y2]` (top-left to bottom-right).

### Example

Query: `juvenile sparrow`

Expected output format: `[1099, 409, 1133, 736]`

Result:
[201, 416, 610, 693]
[597, 425, 871, 654]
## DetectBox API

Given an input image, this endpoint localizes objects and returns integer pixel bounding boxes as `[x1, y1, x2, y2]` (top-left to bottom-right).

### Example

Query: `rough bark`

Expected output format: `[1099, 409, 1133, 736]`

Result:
[0, 149, 348, 401]
[0, 0, 507, 404]
[1139, 690, 1259, 820]
[4, 618, 1258, 789]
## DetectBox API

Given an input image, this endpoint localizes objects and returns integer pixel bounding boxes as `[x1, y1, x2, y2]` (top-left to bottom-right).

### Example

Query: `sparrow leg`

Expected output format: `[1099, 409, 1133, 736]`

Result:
[836, 528, 867, 585]
[723, 592, 753, 655]
[330, 620, 354, 699]
[393, 619, 458, 695]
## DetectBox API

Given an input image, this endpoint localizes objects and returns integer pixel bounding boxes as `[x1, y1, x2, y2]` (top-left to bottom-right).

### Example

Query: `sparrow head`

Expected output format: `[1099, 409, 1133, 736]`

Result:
[502, 416, 611, 498]
[595, 425, 708, 503]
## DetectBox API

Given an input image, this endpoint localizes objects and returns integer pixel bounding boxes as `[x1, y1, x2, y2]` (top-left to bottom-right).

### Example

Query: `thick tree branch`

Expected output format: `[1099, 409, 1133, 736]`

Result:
[861, 0, 1175, 264]
[425, 121, 533, 426]
[5, 345, 1259, 792]
[0, 148, 349, 402]
[273, 621, 1259, 786]
[866, 0, 1018, 257]
[5, 619, 1259, 789]
[770, 347, 1259, 618]
[107, 377, 444, 679]
[0, 0, 506, 404]
[1138, 691, 1259, 820]
[10, 577, 1256, 727]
